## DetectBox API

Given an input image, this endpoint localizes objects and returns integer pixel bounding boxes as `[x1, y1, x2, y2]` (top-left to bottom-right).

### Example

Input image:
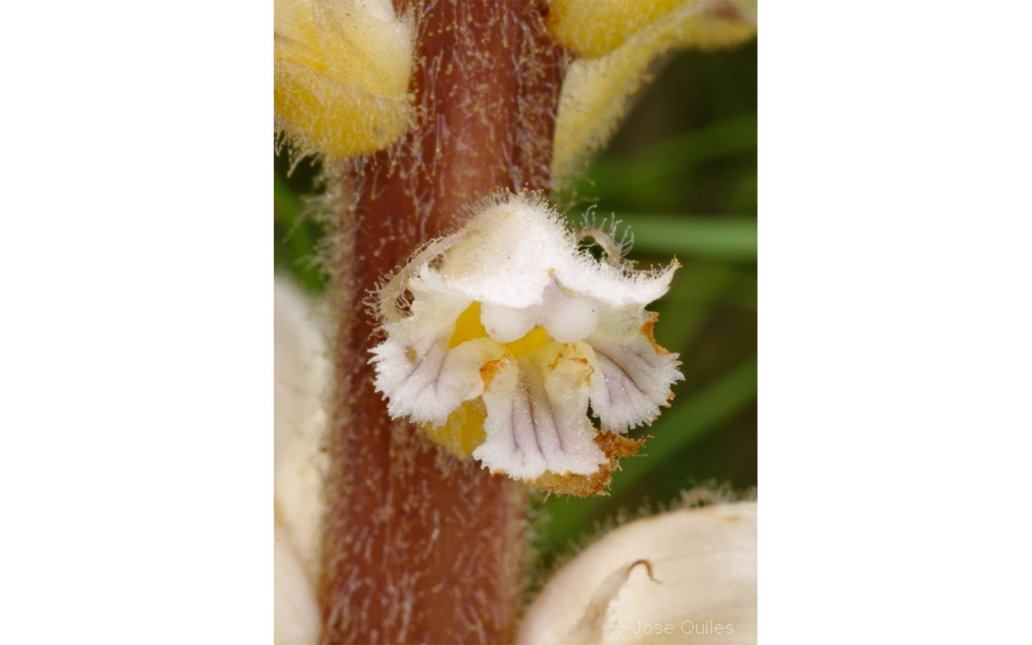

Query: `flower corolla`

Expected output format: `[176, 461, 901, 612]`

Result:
[371, 194, 683, 495]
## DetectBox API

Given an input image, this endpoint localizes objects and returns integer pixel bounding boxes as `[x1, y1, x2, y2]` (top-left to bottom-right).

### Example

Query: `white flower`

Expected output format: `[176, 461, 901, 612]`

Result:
[370, 194, 683, 496]
[274, 277, 330, 644]
[518, 501, 757, 644]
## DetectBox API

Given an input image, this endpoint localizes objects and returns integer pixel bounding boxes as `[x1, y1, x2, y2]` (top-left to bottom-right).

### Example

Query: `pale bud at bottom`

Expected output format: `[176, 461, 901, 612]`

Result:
[518, 501, 757, 644]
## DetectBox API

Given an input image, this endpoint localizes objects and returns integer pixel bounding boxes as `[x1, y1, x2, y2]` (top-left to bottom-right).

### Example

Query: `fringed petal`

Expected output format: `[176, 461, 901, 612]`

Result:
[585, 308, 683, 432]
[474, 343, 606, 480]
[426, 194, 678, 309]
[372, 333, 505, 428]
[371, 290, 504, 427]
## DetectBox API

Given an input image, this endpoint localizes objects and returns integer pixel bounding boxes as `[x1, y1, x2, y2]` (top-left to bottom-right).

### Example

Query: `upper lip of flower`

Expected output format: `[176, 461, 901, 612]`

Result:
[422, 200, 678, 310]
[370, 194, 684, 492]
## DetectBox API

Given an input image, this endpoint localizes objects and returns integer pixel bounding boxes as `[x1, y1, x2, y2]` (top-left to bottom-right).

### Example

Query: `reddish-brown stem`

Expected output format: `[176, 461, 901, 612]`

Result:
[320, 1, 563, 642]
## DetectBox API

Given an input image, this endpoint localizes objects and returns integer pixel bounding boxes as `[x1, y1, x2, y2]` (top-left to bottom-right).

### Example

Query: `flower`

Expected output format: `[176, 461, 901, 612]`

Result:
[274, 277, 330, 644]
[517, 500, 757, 644]
[548, 0, 758, 185]
[274, 0, 415, 159]
[370, 194, 683, 496]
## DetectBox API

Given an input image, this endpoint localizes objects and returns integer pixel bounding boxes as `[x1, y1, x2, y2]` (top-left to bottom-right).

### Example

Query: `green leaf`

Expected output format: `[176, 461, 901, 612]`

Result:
[570, 212, 757, 262]
[274, 173, 326, 293]
[574, 113, 757, 210]
[622, 213, 756, 262]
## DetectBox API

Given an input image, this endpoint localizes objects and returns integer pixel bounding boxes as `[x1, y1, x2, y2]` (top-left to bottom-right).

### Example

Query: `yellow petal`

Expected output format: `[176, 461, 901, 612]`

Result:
[274, 0, 415, 158]
[548, 0, 686, 58]
[551, 0, 757, 186]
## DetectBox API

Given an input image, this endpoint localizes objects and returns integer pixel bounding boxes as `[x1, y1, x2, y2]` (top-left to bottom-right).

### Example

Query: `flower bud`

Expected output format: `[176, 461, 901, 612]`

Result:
[519, 501, 757, 644]
[274, 0, 415, 158]
[550, 0, 758, 184]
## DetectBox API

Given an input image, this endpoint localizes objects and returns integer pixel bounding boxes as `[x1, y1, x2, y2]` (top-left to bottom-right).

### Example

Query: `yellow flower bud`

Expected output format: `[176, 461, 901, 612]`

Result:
[549, 0, 758, 185]
[548, 0, 687, 59]
[274, 0, 416, 159]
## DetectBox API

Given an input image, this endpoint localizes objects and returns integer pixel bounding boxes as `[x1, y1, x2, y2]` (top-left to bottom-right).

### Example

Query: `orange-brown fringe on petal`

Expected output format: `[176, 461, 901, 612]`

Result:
[532, 431, 647, 497]
[640, 310, 671, 356]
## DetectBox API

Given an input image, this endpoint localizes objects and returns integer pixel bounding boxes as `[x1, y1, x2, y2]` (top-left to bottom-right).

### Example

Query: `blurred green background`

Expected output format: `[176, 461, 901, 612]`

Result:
[275, 41, 756, 568]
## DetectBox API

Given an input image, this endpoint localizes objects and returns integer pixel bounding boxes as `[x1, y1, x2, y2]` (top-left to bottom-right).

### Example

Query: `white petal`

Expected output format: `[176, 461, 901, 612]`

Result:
[474, 344, 606, 480]
[538, 280, 600, 342]
[433, 195, 567, 308]
[371, 333, 504, 427]
[479, 279, 599, 343]
[479, 300, 537, 343]
[275, 522, 322, 645]
[371, 289, 505, 426]
[555, 257, 677, 311]
[421, 194, 677, 310]
[274, 277, 329, 585]
[586, 307, 683, 432]
[517, 502, 758, 645]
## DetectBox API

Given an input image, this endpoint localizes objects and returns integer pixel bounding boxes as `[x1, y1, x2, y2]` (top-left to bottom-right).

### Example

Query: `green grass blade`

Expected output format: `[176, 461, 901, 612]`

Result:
[622, 214, 756, 261]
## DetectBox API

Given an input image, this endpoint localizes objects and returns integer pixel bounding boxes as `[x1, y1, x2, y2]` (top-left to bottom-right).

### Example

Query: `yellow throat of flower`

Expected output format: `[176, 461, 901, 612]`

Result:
[449, 302, 552, 358]
[426, 302, 554, 458]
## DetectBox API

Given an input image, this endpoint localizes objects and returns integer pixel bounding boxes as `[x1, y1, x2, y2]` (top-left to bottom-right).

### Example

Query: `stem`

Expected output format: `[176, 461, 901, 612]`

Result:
[320, 1, 563, 642]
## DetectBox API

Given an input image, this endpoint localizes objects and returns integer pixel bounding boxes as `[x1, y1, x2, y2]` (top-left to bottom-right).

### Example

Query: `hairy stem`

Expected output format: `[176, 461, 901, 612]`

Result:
[320, 1, 563, 642]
